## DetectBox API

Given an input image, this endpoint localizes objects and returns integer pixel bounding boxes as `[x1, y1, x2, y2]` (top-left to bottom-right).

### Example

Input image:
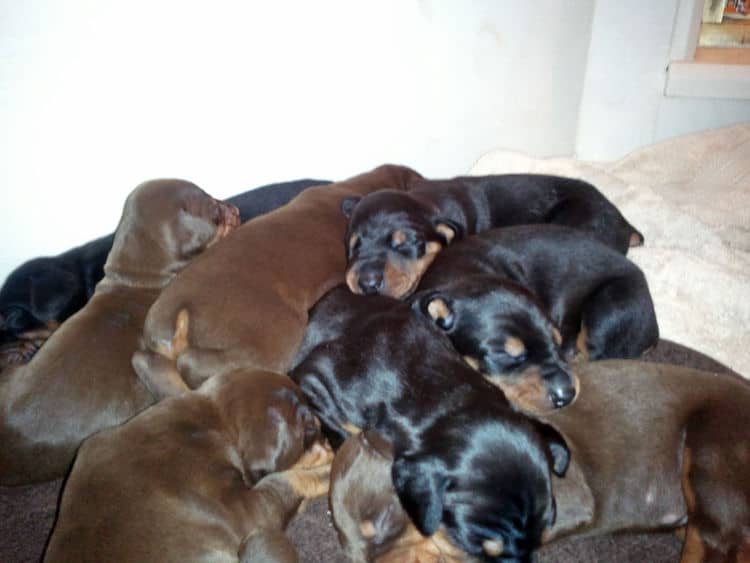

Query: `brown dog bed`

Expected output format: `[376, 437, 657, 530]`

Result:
[1, 338, 731, 562]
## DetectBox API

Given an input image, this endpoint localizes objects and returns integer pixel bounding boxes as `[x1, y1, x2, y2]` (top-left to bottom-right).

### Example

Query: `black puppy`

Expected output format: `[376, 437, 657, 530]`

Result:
[290, 286, 569, 562]
[341, 174, 642, 298]
[0, 178, 330, 348]
[410, 225, 658, 413]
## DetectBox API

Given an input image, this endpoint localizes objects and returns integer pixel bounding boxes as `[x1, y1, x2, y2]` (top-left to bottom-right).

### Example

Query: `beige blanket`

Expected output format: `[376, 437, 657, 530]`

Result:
[470, 123, 750, 377]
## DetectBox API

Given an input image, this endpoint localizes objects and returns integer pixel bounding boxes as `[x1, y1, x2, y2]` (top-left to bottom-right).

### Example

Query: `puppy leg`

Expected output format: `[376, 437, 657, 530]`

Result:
[133, 308, 193, 399]
[580, 274, 658, 360]
[132, 349, 190, 399]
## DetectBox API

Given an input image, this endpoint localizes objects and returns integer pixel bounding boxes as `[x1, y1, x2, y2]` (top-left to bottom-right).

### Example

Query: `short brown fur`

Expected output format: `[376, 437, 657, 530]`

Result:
[0, 179, 239, 484]
[134, 165, 422, 398]
[44, 369, 332, 563]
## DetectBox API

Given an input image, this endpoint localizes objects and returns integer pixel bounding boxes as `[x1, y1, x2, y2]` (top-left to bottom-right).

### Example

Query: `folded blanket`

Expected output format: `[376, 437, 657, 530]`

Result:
[470, 123, 750, 377]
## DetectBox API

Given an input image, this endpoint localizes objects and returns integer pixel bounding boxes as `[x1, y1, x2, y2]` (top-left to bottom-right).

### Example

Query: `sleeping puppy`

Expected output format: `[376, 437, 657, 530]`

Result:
[410, 225, 658, 412]
[411, 275, 577, 414]
[44, 369, 333, 563]
[290, 286, 569, 562]
[0, 178, 330, 357]
[0, 179, 239, 485]
[342, 174, 642, 298]
[330, 430, 478, 563]
[539, 360, 750, 563]
[133, 165, 420, 399]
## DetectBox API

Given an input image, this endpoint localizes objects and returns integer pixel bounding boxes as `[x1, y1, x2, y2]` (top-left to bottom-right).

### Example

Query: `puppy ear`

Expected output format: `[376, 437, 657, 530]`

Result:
[176, 210, 218, 258]
[391, 454, 448, 536]
[340, 196, 361, 218]
[29, 268, 80, 321]
[537, 422, 570, 477]
[432, 219, 460, 245]
[411, 291, 455, 331]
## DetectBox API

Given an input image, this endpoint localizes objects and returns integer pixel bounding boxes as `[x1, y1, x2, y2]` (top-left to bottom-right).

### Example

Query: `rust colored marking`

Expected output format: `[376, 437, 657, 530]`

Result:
[504, 336, 526, 358]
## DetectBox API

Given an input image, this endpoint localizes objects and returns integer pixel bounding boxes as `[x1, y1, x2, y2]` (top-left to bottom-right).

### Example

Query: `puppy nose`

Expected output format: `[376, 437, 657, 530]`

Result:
[358, 272, 383, 295]
[549, 383, 576, 408]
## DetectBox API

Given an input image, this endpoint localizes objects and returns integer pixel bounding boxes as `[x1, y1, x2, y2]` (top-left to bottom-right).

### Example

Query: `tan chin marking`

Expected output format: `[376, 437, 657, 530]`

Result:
[383, 243, 443, 298]
[494, 367, 555, 415]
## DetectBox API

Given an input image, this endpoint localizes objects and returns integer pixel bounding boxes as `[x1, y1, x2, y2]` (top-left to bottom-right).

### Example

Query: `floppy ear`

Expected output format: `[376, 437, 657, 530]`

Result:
[537, 422, 570, 477]
[340, 196, 361, 218]
[391, 454, 448, 536]
[432, 219, 461, 245]
[29, 268, 81, 321]
[411, 291, 455, 331]
[176, 210, 217, 259]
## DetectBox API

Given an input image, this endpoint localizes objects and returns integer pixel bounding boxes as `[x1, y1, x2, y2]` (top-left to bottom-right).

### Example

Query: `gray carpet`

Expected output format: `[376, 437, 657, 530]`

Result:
[0, 339, 733, 562]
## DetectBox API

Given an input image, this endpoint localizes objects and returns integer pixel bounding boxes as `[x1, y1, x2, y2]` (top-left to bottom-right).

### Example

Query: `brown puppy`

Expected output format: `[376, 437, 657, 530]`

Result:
[541, 360, 750, 563]
[330, 430, 478, 563]
[0, 179, 239, 485]
[44, 369, 333, 563]
[133, 164, 422, 398]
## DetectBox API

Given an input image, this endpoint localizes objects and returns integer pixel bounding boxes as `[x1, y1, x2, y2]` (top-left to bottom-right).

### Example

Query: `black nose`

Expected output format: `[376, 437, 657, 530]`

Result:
[358, 272, 383, 295]
[549, 384, 576, 408]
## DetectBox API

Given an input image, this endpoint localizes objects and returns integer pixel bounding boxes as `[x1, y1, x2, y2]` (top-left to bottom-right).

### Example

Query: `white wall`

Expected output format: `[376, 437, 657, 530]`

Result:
[575, 0, 750, 161]
[0, 0, 594, 281]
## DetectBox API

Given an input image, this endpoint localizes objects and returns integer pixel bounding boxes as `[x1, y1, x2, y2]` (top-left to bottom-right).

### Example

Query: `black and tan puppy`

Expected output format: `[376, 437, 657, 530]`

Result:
[0, 179, 239, 485]
[331, 430, 477, 563]
[44, 369, 333, 563]
[410, 225, 658, 411]
[0, 178, 330, 359]
[342, 174, 642, 298]
[290, 286, 569, 562]
[540, 360, 750, 563]
[411, 275, 577, 414]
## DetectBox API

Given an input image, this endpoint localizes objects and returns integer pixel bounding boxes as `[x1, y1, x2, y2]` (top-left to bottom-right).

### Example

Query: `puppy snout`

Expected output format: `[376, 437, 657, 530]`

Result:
[544, 368, 577, 409]
[357, 270, 384, 295]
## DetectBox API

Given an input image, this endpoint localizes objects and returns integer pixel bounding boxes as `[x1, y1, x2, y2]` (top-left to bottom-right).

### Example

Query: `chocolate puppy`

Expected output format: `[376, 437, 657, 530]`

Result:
[133, 165, 420, 399]
[342, 174, 642, 298]
[44, 369, 333, 563]
[290, 286, 569, 562]
[0, 179, 239, 485]
[330, 430, 477, 563]
[411, 225, 658, 411]
[0, 178, 330, 356]
[540, 360, 750, 563]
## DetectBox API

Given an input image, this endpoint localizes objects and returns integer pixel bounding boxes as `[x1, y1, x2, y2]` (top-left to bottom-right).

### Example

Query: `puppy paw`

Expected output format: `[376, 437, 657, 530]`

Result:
[292, 441, 334, 470]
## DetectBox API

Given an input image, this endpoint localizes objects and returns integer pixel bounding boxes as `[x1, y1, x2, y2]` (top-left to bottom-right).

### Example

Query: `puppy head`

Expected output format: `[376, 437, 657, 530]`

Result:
[107, 179, 240, 282]
[207, 370, 322, 483]
[330, 431, 410, 562]
[412, 277, 578, 414]
[341, 190, 459, 299]
[392, 414, 569, 562]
